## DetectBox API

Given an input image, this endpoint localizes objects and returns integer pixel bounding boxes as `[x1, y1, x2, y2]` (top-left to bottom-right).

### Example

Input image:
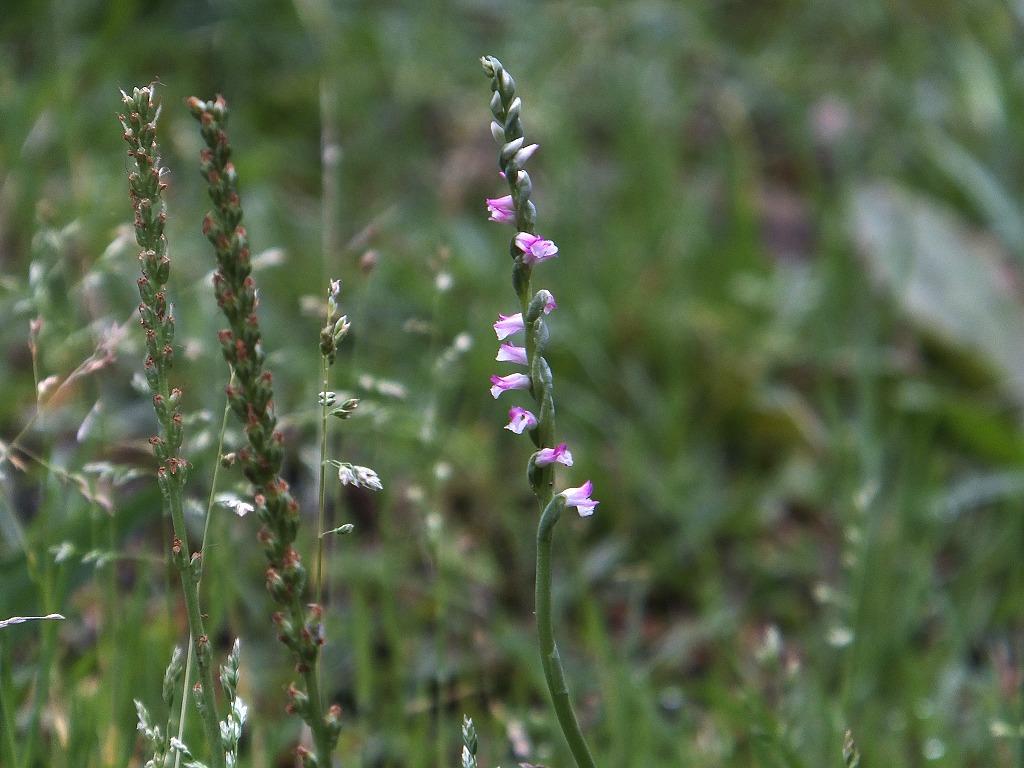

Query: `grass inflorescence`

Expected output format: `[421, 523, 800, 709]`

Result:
[187, 94, 341, 766]
[119, 85, 225, 768]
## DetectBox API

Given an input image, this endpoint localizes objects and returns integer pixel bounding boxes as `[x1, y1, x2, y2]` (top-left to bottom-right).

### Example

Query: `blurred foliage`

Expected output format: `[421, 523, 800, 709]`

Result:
[4, 0, 1024, 766]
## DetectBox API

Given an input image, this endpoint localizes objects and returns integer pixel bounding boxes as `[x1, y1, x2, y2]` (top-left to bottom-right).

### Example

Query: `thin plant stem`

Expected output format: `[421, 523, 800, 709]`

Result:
[22, 470, 55, 767]
[165, 464, 226, 768]
[536, 497, 596, 768]
[174, 372, 234, 768]
[314, 354, 329, 710]
[119, 85, 225, 768]
[315, 355, 330, 609]
[315, 62, 342, 709]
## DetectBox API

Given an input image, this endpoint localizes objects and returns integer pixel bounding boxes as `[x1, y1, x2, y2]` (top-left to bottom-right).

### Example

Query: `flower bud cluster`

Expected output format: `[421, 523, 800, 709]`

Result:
[461, 715, 479, 768]
[120, 86, 186, 488]
[218, 639, 247, 768]
[320, 278, 350, 364]
[189, 95, 338, 762]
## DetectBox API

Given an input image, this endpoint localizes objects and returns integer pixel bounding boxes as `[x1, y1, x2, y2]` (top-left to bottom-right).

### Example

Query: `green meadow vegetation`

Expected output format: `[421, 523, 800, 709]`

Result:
[3, 1, 1024, 765]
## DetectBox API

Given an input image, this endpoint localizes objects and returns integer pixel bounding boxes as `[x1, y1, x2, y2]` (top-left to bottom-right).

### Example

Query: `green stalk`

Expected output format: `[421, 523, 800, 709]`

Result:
[482, 55, 599, 766]
[174, 376, 233, 768]
[162, 390, 226, 768]
[314, 353, 331, 715]
[119, 85, 224, 768]
[315, 354, 330, 612]
[22, 474, 56, 767]
[0, 635, 17, 766]
[536, 496, 596, 768]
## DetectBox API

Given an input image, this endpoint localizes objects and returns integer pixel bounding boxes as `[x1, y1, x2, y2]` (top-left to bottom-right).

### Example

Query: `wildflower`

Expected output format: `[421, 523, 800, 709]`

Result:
[216, 492, 255, 517]
[544, 292, 557, 313]
[560, 480, 598, 517]
[496, 343, 528, 365]
[490, 373, 531, 399]
[514, 232, 558, 265]
[505, 407, 538, 434]
[493, 312, 524, 340]
[336, 462, 383, 491]
[354, 465, 383, 491]
[535, 443, 573, 467]
[486, 194, 516, 223]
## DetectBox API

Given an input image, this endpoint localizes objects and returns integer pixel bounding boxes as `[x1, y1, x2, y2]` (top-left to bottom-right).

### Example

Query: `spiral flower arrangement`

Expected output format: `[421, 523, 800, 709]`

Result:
[480, 56, 599, 768]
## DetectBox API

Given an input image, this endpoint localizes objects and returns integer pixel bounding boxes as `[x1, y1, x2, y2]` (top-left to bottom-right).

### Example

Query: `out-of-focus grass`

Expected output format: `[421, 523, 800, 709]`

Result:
[4, 1, 1024, 766]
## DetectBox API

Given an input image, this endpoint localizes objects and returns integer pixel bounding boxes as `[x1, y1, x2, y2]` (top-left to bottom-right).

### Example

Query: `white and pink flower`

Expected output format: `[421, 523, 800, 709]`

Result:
[489, 373, 531, 399]
[493, 312, 524, 340]
[560, 480, 598, 517]
[486, 195, 515, 223]
[514, 232, 558, 265]
[535, 442, 574, 467]
[496, 343, 528, 365]
[504, 406, 538, 434]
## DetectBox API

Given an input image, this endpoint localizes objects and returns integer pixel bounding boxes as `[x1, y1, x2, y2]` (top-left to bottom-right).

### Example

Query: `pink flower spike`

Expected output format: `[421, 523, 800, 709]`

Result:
[490, 373, 531, 399]
[535, 442, 574, 467]
[514, 232, 559, 265]
[504, 406, 538, 434]
[486, 195, 515, 223]
[496, 343, 528, 365]
[560, 480, 598, 517]
[493, 312, 524, 340]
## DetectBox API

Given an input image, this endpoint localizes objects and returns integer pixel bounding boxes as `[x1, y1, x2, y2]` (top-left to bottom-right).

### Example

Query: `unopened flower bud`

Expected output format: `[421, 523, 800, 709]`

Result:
[500, 136, 525, 167]
[490, 120, 505, 144]
[515, 142, 539, 165]
[162, 646, 185, 707]
[332, 316, 351, 341]
[286, 683, 309, 717]
[330, 398, 359, 420]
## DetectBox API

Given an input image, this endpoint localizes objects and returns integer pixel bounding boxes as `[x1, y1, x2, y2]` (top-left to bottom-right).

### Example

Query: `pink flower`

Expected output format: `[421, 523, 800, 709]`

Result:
[560, 480, 598, 517]
[490, 373, 531, 399]
[496, 343, 528, 365]
[514, 232, 558, 265]
[486, 195, 515, 223]
[535, 442, 574, 467]
[493, 312, 524, 340]
[505, 407, 538, 434]
[544, 292, 557, 313]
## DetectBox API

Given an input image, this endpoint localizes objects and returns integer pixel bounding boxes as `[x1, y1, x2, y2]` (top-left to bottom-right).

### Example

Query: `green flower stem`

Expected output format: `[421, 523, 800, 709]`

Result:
[482, 56, 597, 767]
[315, 353, 330, 614]
[119, 85, 224, 768]
[168, 489, 223, 768]
[175, 374, 233, 768]
[537, 496, 597, 768]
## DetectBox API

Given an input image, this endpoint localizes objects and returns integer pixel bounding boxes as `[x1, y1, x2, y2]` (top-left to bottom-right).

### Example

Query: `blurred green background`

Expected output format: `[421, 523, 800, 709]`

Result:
[4, 1, 1024, 766]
